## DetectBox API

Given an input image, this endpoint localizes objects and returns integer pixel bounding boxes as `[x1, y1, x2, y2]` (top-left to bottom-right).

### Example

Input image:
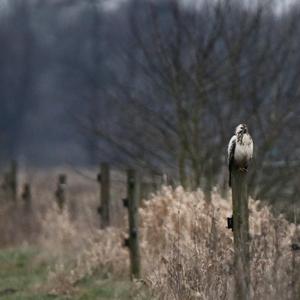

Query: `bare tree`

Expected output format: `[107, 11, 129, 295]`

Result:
[80, 0, 300, 210]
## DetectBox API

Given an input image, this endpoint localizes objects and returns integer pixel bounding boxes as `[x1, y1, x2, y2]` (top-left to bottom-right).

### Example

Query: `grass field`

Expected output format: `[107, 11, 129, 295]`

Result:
[0, 247, 148, 300]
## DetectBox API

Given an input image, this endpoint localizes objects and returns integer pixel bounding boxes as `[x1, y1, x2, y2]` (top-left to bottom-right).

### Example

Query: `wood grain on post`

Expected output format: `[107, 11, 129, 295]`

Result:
[232, 167, 251, 300]
[127, 169, 141, 279]
[99, 163, 110, 229]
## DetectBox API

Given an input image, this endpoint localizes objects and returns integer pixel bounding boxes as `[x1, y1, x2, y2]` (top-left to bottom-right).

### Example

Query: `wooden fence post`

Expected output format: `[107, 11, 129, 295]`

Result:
[10, 160, 18, 201]
[1, 160, 18, 202]
[232, 167, 251, 300]
[21, 183, 31, 211]
[291, 229, 300, 298]
[55, 174, 67, 211]
[97, 163, 110, 229]
[127, 169, 141, 279]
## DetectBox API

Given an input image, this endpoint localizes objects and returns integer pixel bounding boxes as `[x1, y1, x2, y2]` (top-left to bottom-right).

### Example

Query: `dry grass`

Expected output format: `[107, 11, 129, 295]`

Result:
[0, 169, 299, 299]
[139, 187, 297, 299]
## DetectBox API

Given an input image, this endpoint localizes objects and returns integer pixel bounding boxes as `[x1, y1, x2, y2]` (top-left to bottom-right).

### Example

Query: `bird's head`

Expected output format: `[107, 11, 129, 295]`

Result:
[235, 123, 248, 135]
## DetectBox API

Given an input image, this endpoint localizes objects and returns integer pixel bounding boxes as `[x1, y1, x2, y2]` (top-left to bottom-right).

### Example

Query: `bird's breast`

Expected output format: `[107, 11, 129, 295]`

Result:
[234, 142, 252, 164]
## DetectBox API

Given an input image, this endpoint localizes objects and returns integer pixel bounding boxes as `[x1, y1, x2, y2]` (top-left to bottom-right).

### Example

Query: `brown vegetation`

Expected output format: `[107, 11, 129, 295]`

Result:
[0, 169, 297, 299]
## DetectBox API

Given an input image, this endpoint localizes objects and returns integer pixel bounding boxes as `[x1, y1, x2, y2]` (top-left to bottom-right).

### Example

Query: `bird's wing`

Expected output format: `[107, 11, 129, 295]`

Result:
[227, 135, 236, 164]
[228, 135, 236, 187]
[249, 135, 254, 159]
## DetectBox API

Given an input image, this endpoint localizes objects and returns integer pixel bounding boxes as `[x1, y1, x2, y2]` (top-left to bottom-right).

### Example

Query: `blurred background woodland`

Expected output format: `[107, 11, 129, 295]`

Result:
[0, 0, 299, 214]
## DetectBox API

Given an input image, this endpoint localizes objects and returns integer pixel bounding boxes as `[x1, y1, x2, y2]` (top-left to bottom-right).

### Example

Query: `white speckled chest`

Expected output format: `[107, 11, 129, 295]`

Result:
[234, 133, 253, 165]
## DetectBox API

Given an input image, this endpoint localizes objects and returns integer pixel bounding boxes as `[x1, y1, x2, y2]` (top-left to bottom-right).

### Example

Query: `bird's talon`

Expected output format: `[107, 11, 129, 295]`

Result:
[239, 167, 248, 173]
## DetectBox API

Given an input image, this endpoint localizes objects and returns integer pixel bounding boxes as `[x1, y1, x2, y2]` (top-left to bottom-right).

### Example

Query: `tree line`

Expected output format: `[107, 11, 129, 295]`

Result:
[0, 0, 299, 214]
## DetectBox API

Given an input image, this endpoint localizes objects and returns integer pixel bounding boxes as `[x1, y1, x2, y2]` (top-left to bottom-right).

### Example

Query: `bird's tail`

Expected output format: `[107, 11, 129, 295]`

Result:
[229, 172, 232, 187]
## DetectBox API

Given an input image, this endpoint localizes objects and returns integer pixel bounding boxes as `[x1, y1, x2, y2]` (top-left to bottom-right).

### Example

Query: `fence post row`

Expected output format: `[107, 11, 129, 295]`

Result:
[98, 163, 110, 229]
[231, 167, 251, 300]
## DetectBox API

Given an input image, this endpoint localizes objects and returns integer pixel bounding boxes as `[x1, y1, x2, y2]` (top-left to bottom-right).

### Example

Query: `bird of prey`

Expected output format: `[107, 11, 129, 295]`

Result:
[227, 124, 253, 187]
